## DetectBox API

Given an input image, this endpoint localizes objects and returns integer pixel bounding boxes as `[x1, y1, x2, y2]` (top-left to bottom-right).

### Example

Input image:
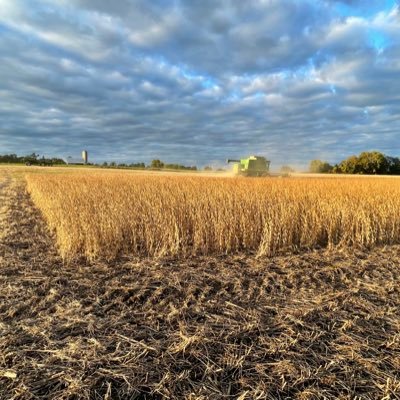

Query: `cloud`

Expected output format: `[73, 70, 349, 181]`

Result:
[0, 0, 399, 169]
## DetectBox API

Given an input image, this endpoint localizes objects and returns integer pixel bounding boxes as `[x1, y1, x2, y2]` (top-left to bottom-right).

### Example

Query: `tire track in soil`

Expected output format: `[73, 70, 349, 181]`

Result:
[0, 178, 400, 399]
[0, 170, 14, 243]
[0, 169, 12, 191]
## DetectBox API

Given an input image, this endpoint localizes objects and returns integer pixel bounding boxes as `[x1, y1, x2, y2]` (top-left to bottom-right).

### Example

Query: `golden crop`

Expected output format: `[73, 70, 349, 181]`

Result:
[26, 172, 400, 261]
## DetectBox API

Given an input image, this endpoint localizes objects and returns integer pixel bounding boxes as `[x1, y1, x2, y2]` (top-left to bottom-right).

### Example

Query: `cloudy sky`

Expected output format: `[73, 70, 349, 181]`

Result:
[1, 0, 399, 168]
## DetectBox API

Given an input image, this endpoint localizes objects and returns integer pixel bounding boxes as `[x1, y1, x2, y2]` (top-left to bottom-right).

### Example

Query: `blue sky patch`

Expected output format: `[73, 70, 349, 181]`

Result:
[0, 0, 399, 168]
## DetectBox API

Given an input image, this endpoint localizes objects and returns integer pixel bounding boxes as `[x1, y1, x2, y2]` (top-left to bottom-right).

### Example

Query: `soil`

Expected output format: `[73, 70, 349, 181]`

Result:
[1, 170, 400, 399]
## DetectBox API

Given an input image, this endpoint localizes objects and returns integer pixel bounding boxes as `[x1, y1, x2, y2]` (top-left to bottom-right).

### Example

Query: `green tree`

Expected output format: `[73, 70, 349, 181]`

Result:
[337, 155, 360, 174]
[336, 152, 390, 175]
[129, 162, 145, 168]
[23, 153, 40, 165]
[309, 160, 333, 173]
[151, 159, 164, 169]
[387, 157, 400, 175]
[357, 151, 389, 174]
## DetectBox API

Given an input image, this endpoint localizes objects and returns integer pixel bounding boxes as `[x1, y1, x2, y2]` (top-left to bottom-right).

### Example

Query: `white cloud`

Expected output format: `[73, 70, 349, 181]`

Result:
[0, 0, 399, 167]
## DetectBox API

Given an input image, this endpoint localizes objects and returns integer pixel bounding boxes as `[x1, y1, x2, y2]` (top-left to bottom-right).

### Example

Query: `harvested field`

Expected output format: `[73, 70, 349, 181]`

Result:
[0, 168, 399, 399]
[27, 172, 400, 261]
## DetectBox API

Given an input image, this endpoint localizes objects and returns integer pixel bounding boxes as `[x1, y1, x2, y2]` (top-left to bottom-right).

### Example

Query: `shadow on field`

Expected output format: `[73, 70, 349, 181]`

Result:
[0, 180, 399, 399]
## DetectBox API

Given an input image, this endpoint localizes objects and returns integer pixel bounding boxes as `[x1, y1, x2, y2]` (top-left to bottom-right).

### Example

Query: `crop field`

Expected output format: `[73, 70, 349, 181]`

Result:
[1, 166, 400, 399]
[26, 172, 400, 261]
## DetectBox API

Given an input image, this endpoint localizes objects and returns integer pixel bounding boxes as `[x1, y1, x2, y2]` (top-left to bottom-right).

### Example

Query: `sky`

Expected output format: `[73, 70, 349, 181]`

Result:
[0, 0, 399, 169]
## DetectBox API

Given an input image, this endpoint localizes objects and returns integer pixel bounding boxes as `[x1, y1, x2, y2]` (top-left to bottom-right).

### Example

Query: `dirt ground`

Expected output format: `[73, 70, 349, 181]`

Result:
[1, 168, 400, 399]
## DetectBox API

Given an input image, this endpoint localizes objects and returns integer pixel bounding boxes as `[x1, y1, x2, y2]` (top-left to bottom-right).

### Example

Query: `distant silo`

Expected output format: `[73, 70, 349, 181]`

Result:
[82, 150, 88, 164]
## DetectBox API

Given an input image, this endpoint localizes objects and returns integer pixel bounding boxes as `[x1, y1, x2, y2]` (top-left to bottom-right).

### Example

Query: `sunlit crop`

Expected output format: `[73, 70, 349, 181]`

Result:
[26, 172, 400, 261]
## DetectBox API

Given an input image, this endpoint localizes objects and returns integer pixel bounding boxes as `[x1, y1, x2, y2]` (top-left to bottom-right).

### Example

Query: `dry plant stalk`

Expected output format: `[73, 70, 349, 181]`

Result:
[2, 169, 400, 399]
[26, 173, 400, 261]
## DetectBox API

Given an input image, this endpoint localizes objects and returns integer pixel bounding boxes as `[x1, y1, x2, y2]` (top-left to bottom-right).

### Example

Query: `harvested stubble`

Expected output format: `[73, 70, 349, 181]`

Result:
[26, 173, 400, 261]
[2, 169, 400, 399]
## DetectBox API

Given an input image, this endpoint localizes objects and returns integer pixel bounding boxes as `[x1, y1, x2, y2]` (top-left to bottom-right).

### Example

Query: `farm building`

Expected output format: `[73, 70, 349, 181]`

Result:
[65, 150, 88, 165]
[65, 157, 85, 165]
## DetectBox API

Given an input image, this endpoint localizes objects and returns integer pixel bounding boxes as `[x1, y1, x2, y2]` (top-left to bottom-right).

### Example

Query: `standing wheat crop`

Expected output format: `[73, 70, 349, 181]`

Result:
[26, 172, 400, 261]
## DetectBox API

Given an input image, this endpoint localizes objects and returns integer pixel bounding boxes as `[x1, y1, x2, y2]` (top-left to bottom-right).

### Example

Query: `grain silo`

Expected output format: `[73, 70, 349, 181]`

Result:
[82, 150, 88, 164]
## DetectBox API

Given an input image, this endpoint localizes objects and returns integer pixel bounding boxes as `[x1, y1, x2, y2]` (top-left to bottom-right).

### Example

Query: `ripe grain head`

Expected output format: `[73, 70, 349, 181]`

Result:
[26, 172, 400, 261]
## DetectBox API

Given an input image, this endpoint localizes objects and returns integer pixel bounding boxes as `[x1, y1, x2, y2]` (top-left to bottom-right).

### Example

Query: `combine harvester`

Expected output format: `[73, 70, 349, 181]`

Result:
[227, 155, 288, 177]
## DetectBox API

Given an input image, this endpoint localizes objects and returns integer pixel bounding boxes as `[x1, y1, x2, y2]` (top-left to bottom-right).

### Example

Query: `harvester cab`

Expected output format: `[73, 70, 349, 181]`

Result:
[227, 155, 271, 177]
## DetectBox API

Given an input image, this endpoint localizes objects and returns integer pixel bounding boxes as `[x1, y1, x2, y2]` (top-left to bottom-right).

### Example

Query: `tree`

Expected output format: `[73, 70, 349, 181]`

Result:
[129, 162, 145, 168]
[357, 151, 388, 174]
[0, 153, 63, 165]
[23, 153, 40, 165]
[387, 157, 400, 175]
[0, 154, 18, 163]
[151, 159, 164, 169]
[309, 160, 333, 173]
[337, 155, 360, 174]
[336, 152, 391, 175]
[204, 166, 213, 171]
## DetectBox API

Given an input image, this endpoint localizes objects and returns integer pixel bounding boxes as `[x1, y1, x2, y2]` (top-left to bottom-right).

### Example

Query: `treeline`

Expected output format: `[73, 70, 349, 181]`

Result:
[100, 159, 197, 170]
[310, 151, 400, 175]
[148, 159, 197, 170]
[0, 153, 66, 165]
[101, 162, 146, 169]
[0, 154, 198, 170]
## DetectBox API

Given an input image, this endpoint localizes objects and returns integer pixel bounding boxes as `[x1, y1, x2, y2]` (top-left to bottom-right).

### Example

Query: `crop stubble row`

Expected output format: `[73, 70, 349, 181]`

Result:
[26, 173, 400, 261]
